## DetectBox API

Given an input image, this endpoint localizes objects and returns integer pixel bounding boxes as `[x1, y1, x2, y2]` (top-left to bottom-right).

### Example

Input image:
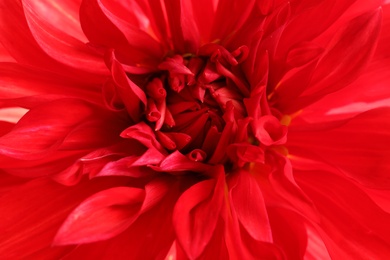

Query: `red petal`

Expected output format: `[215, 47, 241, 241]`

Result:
[0, 150, 85, 179]
[288, 107, 390, 189]
[158, 55, 194, 75]
[120, 122, 164, 151]
[295, 170, 390, 258]
[257, 0, 274, 15]
[151, 150, 212, 174]
[80, 0, 159, 64]
[0, 0, 104, 81]
[53, 143, 140, 184]
[53, 186, 145, 245]
[0, 42, 14, 62]
[208, 103, 237, 164]
[229, 169, 273, 242]
[97, 156, 155, 178]
[252, 115, 288, 146]
[21, 0, 107, 74]
[191, 0, 215, 42]
[96, 0, 164, 59]
[0, 99, 99, 159]
[173, 168, 225, 259]
[109, 53, 147, 122]
[267, 207, 309, 259]
[283, 8, 382, 112]
[276, 0, 357, 58]
[211, 0, 256, 42]
[227, 143, 264, 167]
[0, 172, 25, 195]
[0, 63, 103, 107]
[61, 177, 178, 259]
[256, 152, 319, 221]
[294, 4, 390, 122]
[163, 0, 200, 53]
[0, 176, 126, 259]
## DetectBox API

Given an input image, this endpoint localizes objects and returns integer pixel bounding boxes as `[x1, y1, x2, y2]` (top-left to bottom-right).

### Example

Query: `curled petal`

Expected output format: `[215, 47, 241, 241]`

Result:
[150, 150, 212, 174]
[227, 143, 264, 167]
[109, 52, 147, 122]
[253, 115, 287, 146]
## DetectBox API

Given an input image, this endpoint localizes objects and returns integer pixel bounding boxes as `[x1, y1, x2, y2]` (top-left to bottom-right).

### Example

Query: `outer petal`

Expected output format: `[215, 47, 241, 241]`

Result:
[0, 0, 106, 80]
[274, 9, 382, 113]
[0, 42, 14, 62]
[21, 0, 107, 74]
[267, 207, 308, 259]
[0, 63, 103, 108]
[294, 3, 390, 122]
[0, 99, 117, 159]
[80, 0, 163, 64]
[53, 186, 145, 245]
[0, 176, 126, 259]
[211, 0, 256, 42]
[62, 177, 178, 259]
[255, 151, 319, 222]
[54, 178, 169, 245]
[0, 172, 25, 195]
[163, 0, 200, 53]
[295, 170, 390, 259]
[288, 107, 390, 189]
[173, 168, 225, 259]
[0, 150, 87, 179]
[191, 0, 215, 43]
[229, 169, 273, 242]
[276, 0, 358, 58]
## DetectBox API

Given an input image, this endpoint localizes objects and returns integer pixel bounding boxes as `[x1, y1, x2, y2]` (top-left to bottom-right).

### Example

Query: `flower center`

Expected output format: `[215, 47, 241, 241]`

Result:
[113, 43, 288, 173]
[145, 44, 248, 151]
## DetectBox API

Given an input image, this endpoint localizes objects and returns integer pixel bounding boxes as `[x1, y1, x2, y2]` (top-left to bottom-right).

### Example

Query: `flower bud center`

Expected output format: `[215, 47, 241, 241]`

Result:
[116, 43, 288, 172]
[144, 44, 250, 157]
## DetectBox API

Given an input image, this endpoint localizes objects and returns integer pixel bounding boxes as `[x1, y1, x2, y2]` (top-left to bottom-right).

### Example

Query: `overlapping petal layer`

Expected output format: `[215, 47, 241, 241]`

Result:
[0, 0, 389, 259]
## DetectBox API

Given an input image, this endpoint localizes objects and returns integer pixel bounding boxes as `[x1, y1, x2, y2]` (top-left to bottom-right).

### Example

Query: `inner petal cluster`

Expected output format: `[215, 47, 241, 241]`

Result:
[116, 44, 288, 173]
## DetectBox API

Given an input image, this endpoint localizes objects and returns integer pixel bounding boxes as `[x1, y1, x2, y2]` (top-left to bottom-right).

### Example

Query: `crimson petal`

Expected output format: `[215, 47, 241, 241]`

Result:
[295, 170, 390, 258]
[173, 168, 225, 259]
[288, 107, 390, 189]
[53, 186, 145, 245]
[0, 99, 100, 159]
[229, 169, 273, 242]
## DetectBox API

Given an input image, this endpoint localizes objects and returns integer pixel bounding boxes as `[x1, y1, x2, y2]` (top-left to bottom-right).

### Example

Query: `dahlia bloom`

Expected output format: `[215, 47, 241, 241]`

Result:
[0, 0, 389, 258]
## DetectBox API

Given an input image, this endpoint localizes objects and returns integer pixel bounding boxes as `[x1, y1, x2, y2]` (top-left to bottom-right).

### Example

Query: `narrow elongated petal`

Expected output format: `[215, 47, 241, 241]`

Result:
[229, 169, 273, 242]
[276, 0, 357, 58]
[295, 170, 390, 258]
[0, 99, 100, 159]
[62, 179, 177, 259]
[164, 0, 200, 53]
[288, 107, 390, 189]
[54, 187, 145, 245]
[0, 0, 388, 258]
[109, 54, 147, 122]
[173, 169, 224, 259]
[21, 0, 108, 74]
[0, 177, 126, 259]
[277, 8, 382, 113]
[0, 63, 103, 107]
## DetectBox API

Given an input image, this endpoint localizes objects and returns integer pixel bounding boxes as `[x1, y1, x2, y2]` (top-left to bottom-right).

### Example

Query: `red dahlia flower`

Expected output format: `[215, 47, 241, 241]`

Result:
[0, 0, 390, 259]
